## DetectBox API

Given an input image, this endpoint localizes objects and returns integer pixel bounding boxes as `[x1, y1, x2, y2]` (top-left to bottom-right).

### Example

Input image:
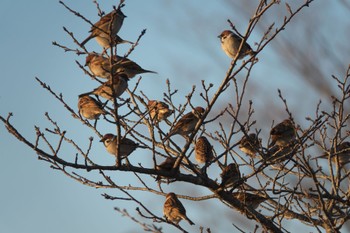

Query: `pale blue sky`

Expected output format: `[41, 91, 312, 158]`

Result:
[1, 1, 349, 233]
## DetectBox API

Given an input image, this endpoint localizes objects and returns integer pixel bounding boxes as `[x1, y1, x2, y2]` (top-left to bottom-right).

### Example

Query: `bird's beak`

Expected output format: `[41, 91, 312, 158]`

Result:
[99, 138, 104, 142]
[217, 35, 221, 38]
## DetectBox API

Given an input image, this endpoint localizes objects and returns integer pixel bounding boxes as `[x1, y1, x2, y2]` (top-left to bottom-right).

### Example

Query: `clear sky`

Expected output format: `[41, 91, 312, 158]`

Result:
[1, 1, 349, 233]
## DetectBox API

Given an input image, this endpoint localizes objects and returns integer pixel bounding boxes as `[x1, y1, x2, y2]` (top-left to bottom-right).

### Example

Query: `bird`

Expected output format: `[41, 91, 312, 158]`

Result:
[239, 133, 261, 158]
[317, 142, 350, 167]
[269, 119, 296, 147]
[112, 58, 157, 79]
[100, 133, 139, 158]
[218, 30, 256, 60]
[85, 54, 156, 79]
[79, 74, 128, 100]
[81, 8, 126, 48]
[147, 100, 173, 123]
[232, 192, 268, 210]
[163, 192, 195, 225]
[163, 107, 205, 141]
[155, 156, 178, 182]
[220, 163, 241, 189]
[266, 145, 295, 163]
[195, 136, 214, 164]
[77, 95, 107, 120]
[85, 54, 115, 79]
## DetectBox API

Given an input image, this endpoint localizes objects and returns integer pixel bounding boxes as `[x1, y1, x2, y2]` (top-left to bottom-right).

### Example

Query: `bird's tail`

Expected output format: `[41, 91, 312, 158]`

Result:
[117, 38, 134, 44]
[185, 217, 195, 225]
[80, 34, 95, 46]
[144, 70, 158, 75]
[249, 50, 257, 56]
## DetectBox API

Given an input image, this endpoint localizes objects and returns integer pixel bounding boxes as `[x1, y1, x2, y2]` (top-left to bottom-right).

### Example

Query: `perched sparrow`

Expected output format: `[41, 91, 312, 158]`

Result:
[239, 133, 261, 158]
[195, 136, 214, 164]
[163, 192, 195, 225]
[220, 163, 241, 189]
[155, 156, 178, 182]
[85, 54, 156, 79]
[218, 30, 256, 60]
[78, 95, 107, 120]
[232, 192, 268, 210]
[266, 145, 295, 163]
[85, 54, 114, 79]
[79, 74, 128, 100]
[163, 107, 205, 141]
[147, 100, 173, 123]
[318, 142, 350, 167]
[100, 133, 139, 158]
[81, 8, 126, 48]
[269, 119, 296, 147]
[112, 58, 157, 79]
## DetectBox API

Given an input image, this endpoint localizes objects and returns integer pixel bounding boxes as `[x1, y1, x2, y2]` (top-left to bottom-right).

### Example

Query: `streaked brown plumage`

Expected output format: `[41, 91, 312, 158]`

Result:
[232, 192, 268, 210]
[147, 100, 173, 123]
[85, 54, 114, 79]
[163, 192, 195, 225]
[266, 145, 295, 163]
[112, 58, 157, 79]
[100, 133, 139, 158]
[195, 136, 214, 164]
[239, 133, 261, 158]
[81, 8, 126, 48]
[155, 156, 178, 181]
[85, 54, 156, 79]
[269, 119, 296, 147]
[79, 74, 128, 100]
[220, 163, 241, 188]
[78, 95, 107, 120]
[163, 107, 205, 141]
[218, 30, 256, 60]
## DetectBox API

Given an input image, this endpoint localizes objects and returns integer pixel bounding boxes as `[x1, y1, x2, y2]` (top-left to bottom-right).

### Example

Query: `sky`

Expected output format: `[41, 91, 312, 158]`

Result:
[0, 1, 349, 233]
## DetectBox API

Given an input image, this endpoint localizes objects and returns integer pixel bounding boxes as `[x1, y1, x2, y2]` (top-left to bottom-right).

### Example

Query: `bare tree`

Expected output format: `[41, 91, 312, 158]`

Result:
[1, 0, 350, 232]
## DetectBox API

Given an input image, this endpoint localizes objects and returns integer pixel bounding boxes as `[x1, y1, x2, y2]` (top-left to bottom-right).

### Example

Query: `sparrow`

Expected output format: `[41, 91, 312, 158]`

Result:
[163, 192, 195, 225]
[218, 30, 256, 60]
[147, 100, 173, 123]
[78, 95, 107, 120]
[266, 145, 295, 163]
[112, 58, 157, 79]
[81, 8, 126, 48]
[163, 107, 205, 141]
[155, 156, 178, 182]
[85, 54, 115, 79]
[220, 163, 241, 189]
[85, 54, 156, 79]
[195, 136, 214, 164]
[79, 74, 128, 100]
[232, 192, 268, 210]
[239, 133, 261, 158]
[317, 142, 350, 167]
[100, 133, 139, 158]
[269, 119, 296, 147]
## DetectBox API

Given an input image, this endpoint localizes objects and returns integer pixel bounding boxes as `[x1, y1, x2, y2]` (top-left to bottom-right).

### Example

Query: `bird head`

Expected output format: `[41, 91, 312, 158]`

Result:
[100, 133, 116, 146]
[192, 107, 205, 118]
[85, 54, 97, 66]
[218, 30, 232, 39]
